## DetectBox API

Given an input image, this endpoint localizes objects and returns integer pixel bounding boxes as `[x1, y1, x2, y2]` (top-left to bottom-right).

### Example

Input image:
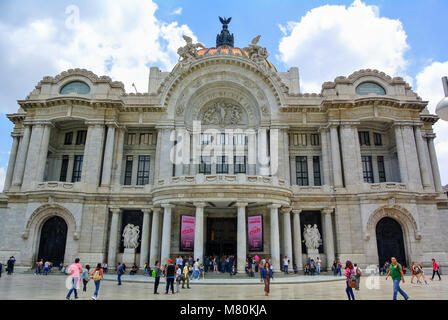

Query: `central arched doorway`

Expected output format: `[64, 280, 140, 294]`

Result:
[376, 217, 407, 267]
[37, 216, 68, 265]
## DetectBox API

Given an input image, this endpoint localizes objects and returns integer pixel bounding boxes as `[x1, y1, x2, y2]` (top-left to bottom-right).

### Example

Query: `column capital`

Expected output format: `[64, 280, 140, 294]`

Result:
[193, 202, 207, 208]
[85, 120, 105, 127]
[105, 121, 119, 129]
[235, 202, 248, 208]
[110, 208, 122, 215]
[322, 208, 334, 215]
[267, 203, 282, 210]
[281, 206, 292, 214]
[142, 208, 152, 215]
[292, 209, 302, 215]
[161, 203, 175, 210]
[152, 207, 162, 214]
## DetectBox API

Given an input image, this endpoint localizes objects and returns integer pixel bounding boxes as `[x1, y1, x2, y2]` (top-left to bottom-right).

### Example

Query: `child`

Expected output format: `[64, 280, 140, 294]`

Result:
[200, 264, 205, 280]
[231, 263, 237, 276]
[293, 263, 298, 274]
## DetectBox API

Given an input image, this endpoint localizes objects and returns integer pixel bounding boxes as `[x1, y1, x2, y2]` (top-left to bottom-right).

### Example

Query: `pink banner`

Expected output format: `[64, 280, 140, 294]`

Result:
[180, 215, 195, 251]
[248, 215, 263, 251]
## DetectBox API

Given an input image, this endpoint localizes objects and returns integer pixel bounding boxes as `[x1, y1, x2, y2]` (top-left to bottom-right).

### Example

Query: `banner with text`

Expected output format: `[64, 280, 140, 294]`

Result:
[248, 215, 263, 251]
[180, 215, 195, 251]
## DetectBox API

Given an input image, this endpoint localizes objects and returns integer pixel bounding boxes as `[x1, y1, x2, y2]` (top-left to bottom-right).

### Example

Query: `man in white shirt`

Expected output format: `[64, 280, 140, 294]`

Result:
[193, 259, 200, 280]
[283, 256, 289, 274]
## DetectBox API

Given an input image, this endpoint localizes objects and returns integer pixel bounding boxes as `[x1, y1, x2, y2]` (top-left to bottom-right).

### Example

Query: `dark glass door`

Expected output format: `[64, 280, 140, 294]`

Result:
[206, 218, 237, 257]
[376, 217, 407, 267]
[37, 216, 68, 265]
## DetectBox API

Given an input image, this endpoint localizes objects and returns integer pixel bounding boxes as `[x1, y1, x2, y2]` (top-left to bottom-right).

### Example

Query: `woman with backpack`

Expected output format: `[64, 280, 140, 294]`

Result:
[81, 264, 90, 293]
[345, 260, 356, 300]
[91, 263, 104, 300]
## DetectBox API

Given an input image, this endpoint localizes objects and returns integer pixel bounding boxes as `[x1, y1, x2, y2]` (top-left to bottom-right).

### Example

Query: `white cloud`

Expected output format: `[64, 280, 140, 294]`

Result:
[277, 0, 409, 93]
[0, 0, 196, 113]
[416, 61, 448, 186]
[172, 7, 183, 15]
[0, 167, 5, 192]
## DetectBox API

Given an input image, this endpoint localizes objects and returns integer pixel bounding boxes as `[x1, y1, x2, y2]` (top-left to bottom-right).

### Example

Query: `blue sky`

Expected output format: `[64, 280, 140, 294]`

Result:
[0, 0, 447, 188]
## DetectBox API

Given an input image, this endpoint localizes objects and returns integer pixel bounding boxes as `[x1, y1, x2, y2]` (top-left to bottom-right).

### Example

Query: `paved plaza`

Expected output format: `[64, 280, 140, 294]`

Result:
[0, 273, 445, 300]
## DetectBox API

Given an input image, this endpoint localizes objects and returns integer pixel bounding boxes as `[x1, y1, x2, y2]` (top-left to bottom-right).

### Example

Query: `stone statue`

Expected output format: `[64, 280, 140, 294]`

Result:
[201, 102, 244, 125]
[243, 35, 270, 69]
[177, 35, 206, 70]
[216, 16, 234, 47]
[122, 224, 140, 249]
[303, 224, 322, 250]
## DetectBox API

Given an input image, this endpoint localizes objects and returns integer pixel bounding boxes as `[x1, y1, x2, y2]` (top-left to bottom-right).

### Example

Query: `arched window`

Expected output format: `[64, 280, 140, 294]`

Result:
[60, 81, 90, 95]
[356, 82, 386, 95]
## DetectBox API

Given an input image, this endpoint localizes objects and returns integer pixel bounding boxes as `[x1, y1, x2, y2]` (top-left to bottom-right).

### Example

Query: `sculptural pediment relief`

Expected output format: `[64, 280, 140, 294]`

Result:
[200, 101, 246, 126]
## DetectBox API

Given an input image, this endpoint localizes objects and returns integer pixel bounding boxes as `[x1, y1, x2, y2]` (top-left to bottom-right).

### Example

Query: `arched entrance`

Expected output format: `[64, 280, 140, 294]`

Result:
[37, 216, 68, 265]
[376, 217, 407, 267]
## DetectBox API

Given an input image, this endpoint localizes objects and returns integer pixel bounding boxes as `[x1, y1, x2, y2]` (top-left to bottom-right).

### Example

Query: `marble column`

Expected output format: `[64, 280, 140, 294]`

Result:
[414, 126, 432, 189]
[157, 128, 175, 181]
[289, 156, 296, 185]
[107, 208, 122, 268]
[322, 208, 335, 270]
[36, 124, 52, 182]
[268, 204, 281, 271]
[182, 129, 191, 175]
[139, 208, 152, 267]
[329, 125, 343, 187]
[174, 129, 184, 177]
[257, 128, 269, 176]
[112, 128, 125, 186]
[320, 128, 331, 186]
[269, 128, 279, 177]
[236, 202, 248, 272]
[194, 202, 206, 262]
[247, 129, 257, 175]
[401, 125, 422, 188]
[427, 135, 443, 192]
[149, 207, 161, 266]
[12, 125, 31, 187]
[4, 135, 20, 190]
[160, 204, 175, 264]
[101, 124, 116, 186]
[282, 207, 293, 268]
[22, 124, 45, 186]
[340, 125, 362, 186]
[81, 123, 106, 186]
[292, 209, 303, 270]
[394, 125, 408, 183]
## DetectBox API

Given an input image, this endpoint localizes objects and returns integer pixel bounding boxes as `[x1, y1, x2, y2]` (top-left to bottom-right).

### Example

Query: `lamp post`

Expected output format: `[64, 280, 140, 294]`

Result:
[436, 76, 448, 121]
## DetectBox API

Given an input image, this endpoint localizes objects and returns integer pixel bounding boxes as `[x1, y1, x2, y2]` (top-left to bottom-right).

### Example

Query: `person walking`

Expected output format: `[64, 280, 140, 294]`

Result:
[90, 263, 104, 300]
[165, 259, 176, 294]
[354, 263, 362, 291]
[7, 257, 15, 275]
[410, 262, 421, 284]
[337, 259, 342, 276]
[35, 259, 43, 275]
[182, 262, 190, 289]
[345, 260, 356, 300]
[417, 262, 428, 284]
[431, 258, 442, 281]
[81, 264, 90, 293]
[385, 257, 409, 300]
[117, 263, 125, 285]
[43, 260, 50, 275]
[66, 258, 83, 300]
[153, 261, 162, 294]
[261, 262, 271, 296]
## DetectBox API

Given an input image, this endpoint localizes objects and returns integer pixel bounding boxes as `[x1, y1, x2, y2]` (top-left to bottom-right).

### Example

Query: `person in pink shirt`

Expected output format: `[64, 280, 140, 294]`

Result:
[66, 258, 83, 300]
[431, 258, 442, 281]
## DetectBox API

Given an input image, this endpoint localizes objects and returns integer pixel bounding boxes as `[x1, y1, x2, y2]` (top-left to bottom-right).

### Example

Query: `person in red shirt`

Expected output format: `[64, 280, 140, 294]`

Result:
[431, 258, 442, 281]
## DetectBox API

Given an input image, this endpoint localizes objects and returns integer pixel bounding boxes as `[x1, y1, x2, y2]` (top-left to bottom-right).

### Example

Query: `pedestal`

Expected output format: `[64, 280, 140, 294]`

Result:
[306, 249, 319, 263]
[123, 248, 136, 266]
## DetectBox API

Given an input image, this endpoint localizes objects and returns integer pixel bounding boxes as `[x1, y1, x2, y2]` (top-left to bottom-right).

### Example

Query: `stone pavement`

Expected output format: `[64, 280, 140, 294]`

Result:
[0, 273, 446, 300]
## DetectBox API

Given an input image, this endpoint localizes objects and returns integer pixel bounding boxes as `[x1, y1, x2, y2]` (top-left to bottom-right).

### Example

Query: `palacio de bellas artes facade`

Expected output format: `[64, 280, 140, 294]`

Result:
[0, 17, 447, 274]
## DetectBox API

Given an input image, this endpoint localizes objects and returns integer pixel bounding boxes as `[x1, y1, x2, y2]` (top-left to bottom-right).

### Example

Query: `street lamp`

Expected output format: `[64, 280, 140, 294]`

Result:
[436, 76, 448, 121]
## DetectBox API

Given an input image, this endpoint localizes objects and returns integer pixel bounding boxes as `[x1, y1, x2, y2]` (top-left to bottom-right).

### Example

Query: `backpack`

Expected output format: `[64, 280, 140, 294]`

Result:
[349, 270, 357, 288]
[152, 269, 157, 278]
[92, 269, 101, 281]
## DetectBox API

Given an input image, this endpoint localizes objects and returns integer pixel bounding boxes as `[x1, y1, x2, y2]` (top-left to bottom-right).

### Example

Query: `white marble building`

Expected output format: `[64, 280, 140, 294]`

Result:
[1, 22, 447, 272]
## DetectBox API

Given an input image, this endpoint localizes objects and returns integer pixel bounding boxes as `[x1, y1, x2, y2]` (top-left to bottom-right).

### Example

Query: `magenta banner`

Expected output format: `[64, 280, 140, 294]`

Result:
[180, 215, 195, 251]
[248, 215, 263, 251]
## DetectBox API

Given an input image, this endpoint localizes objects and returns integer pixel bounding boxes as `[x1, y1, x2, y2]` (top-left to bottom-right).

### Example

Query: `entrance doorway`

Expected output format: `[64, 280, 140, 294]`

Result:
[37, 216, 68, 265]
[206, 218, 237, 257]
[376, 217, 407, 267]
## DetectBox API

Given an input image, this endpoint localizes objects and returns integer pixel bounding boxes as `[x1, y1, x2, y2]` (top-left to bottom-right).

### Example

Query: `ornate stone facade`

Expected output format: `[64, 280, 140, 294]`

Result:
[1, 22, 447, 272]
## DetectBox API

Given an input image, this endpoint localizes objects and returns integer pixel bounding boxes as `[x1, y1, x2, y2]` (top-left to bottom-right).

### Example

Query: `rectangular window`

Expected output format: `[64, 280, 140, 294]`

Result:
[75, 130, 87, 145]
[71, 155, 83, 182]
[216, 133, 229, 145]
[313, 156, 322, 186]
[200, 133, 212, 145]
[374, 132, 383, 146]
[310, 134, 320, 146]
[234, 156, 246, 174]
[136, 155, 150, 185]
[358, 131, 371, 146]
[124, 155, 133, 185]
[64, 132, 73, 145]
[296, 156, 309, 186]
[59, 155, 69, 182]
[362, 155, 374, 183]
[216, 156, 228, 174]
[127, 133, 136, 145]
[199, 156, 211, 174]
[377, 156, 386, 183]
[233, 134, 247, 145]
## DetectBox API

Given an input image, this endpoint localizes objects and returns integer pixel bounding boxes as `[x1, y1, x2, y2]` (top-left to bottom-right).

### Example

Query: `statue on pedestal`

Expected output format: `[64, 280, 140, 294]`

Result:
[122, 224, 140, 249]
[303, 224, 322, 250]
